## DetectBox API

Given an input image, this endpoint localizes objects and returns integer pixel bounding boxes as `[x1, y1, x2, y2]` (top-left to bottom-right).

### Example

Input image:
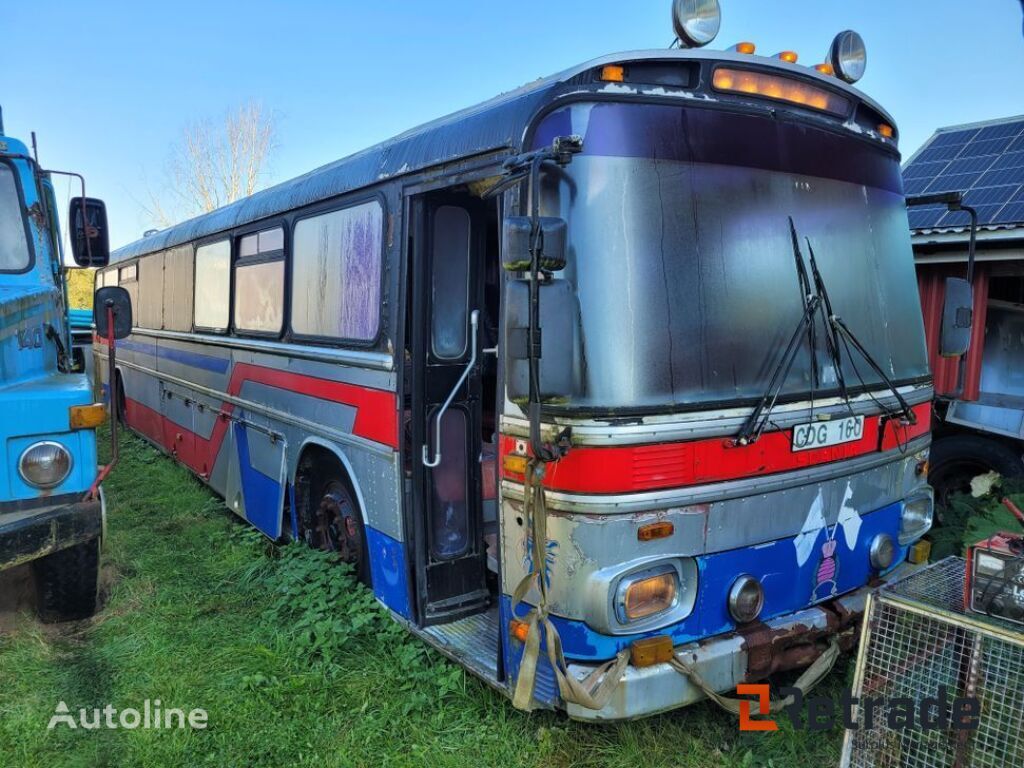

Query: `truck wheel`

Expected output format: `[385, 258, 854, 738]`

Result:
[929, 435, 1024, 507]
[32, 538, 101, 623]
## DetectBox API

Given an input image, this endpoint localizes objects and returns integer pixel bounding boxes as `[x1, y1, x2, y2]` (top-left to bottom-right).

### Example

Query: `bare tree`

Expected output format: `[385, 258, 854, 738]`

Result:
[145, 102, 277, 229]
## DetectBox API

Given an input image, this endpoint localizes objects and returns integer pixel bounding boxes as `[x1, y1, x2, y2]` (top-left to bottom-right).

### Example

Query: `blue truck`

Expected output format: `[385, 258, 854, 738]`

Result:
[0, 107, 128, 622]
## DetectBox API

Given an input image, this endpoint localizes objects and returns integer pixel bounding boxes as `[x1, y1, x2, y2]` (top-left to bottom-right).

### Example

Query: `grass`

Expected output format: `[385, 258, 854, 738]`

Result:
[0, 431, 995, 768]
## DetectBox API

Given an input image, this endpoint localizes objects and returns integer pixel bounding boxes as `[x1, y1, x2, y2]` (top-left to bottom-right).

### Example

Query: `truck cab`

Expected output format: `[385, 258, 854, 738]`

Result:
[0, 113, 116, 622]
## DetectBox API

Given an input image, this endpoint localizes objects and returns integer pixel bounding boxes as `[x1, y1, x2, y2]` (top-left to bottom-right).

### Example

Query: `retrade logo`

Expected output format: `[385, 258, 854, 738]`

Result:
[737, 684, 980, 732]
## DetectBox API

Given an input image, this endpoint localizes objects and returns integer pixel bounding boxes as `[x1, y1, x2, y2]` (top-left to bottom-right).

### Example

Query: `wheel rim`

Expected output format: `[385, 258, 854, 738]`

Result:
[930, 458, 992, 508]
[309, 481, 363, 568]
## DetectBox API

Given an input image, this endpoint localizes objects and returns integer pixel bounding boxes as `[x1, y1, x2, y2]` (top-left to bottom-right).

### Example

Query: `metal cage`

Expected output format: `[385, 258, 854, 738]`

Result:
[841, 557, 1024, 768]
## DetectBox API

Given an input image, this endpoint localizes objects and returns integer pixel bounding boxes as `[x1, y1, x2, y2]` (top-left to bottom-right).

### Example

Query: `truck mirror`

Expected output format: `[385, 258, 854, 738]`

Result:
[69, 197, 111, 267]
[93, 286, 133, 340]
[504, 278, 578, 404]
[502, 216, 567, 272]
[940, 276, 973, 358]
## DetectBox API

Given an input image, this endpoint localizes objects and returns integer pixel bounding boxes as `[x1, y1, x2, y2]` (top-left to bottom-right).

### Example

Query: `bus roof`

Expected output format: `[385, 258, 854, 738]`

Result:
[112, 49, 892, 264]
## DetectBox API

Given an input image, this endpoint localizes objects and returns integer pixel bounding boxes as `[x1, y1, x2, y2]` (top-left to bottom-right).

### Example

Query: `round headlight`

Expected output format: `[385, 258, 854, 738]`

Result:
[728, 574, 764, 624]
[19, 441, 73, 489]
[672, 0, 721, 49]
[828, 30, 867, 84]
[869, 533, 896, 570]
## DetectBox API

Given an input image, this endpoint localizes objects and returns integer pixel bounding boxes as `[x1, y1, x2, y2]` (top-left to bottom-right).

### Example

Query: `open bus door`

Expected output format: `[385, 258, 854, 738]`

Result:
[409, 191, 490, 625]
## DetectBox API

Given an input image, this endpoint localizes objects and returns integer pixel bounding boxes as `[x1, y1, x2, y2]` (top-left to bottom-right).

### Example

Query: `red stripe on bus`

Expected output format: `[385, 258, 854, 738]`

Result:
[500, 403, 930, 494]
[122, 364, 399, 477]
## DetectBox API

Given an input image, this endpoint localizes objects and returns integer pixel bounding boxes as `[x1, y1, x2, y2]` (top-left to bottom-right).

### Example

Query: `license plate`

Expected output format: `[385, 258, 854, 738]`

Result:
[791, 415, 864, 452]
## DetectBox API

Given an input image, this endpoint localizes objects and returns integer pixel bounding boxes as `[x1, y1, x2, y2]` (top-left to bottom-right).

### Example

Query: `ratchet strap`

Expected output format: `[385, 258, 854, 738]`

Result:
[509, 457, 840, 716]
[511, 459, 629, 711]
[669, 636, 841, 716]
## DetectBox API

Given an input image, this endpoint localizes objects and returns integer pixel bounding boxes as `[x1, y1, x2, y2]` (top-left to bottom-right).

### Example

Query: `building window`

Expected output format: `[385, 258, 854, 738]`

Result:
[291, 201, 383, 341]
[194, 240, 231, 332]
[233, 227, 284, 335]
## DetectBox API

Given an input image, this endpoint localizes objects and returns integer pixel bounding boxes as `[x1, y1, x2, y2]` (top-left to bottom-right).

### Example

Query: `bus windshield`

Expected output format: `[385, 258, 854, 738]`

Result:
[541, 101, 930, 411]
[0, 163, 31, 272]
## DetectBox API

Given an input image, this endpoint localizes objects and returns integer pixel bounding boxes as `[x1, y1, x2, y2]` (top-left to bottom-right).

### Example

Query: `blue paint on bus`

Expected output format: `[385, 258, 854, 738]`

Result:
[232, 421, 281, 537]
[119, 338, 230, 373]
[365, 527, 413, 620]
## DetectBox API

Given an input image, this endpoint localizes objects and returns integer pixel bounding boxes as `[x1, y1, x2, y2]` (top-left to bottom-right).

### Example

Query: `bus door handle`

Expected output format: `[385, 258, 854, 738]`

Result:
[422, 309, 479, 468]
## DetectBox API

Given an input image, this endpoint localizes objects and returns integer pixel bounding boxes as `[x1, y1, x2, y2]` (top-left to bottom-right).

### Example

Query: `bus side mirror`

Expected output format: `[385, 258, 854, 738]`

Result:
[93, 286, 133, 340]
[69, 197, 111, 267]
[940, 276, 973, 358]
[504, 278, 578, 405]
[502, 216, 567, 272]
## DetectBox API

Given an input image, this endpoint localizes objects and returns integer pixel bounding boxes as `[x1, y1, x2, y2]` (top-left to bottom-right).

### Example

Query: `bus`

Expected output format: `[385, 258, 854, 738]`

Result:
[0, 107, 120, 622]
[96, 2, 937, 719]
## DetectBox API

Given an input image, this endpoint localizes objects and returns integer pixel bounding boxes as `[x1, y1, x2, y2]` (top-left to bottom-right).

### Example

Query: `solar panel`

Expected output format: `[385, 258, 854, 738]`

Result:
[903, 117, 1024, 229]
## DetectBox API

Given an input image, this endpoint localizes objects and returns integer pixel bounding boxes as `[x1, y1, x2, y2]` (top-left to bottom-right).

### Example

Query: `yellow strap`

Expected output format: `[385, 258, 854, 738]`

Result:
[511, 459, 629, 712]
[669, 636, 840, 716]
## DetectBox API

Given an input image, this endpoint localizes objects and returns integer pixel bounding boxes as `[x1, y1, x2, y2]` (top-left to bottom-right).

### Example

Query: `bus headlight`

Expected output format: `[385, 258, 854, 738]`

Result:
[616, 564, 679, 622]
[900, 489, 934, 545]
[728, 574, 764, 624]
[19, 441, 73, 489]
[828, 30, 867, 84]
[869, 533, 896, 570]
[672, 0, 721, 49]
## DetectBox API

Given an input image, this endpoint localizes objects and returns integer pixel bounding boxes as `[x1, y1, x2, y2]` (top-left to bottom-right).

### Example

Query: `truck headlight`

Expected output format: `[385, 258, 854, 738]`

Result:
[616, 564, 679, 622]
[19, 441, 73, 489]
[899, 489, 934, 545]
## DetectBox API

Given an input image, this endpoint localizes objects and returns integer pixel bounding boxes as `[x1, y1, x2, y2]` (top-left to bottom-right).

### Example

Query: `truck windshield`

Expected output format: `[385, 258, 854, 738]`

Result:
[0, 163, 31, 272]
[538, 101, 930, 412]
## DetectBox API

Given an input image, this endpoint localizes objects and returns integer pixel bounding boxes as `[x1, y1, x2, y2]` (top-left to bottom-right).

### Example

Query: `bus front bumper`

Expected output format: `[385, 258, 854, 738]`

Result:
[564, 560, 921, 721]
[0, 492, 104, 571]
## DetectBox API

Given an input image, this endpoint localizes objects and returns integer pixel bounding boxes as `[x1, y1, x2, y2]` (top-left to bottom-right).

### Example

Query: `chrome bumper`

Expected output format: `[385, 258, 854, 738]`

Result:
[565, 561, 923, 721]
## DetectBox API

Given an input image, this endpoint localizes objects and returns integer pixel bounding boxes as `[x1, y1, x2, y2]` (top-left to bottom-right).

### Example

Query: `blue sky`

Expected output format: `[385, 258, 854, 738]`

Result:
[3, 0, 1023, 249]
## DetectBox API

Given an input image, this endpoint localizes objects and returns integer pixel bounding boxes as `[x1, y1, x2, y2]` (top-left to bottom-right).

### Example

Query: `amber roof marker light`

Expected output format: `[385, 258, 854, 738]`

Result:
[828, 30, 867, 83]
[672, 0, 722, 48]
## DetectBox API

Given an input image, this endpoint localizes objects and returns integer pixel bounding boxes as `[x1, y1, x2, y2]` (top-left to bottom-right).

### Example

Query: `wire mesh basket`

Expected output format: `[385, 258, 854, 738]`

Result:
[841, 557, 1024, 768]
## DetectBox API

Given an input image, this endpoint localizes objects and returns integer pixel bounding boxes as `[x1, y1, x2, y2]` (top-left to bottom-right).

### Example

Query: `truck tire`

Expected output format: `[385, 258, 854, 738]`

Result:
[32, 538, 101, 623]
[929, 434, 1024, 507]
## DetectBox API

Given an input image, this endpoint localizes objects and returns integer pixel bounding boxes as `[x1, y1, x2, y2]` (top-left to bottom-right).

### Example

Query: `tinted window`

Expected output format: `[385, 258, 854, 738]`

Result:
[291, 201, 383, 341]
[194, 240, 230, 331]
[431, 206, 470, 359]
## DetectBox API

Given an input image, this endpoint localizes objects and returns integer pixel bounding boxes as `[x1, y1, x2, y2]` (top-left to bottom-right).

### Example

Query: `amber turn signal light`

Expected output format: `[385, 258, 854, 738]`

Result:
[638, 521, 674, 542]
[908, 539, 932, 564]
[814, 63, 835, 76]
[732, 42, 756, 54]
[776, 51, 799, 63]
[630, 635, 674, 667]
[509, 619, 531, 643]
[877, 123, 895, 139]
[600, 65, 625, 82]
[502, 454, 529, 475]
[70, 403, 107, 429]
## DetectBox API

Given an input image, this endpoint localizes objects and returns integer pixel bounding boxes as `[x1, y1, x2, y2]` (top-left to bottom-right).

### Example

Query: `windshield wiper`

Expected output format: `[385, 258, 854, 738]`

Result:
[804, 238, 917, 425]
[735, 292, 821, 445]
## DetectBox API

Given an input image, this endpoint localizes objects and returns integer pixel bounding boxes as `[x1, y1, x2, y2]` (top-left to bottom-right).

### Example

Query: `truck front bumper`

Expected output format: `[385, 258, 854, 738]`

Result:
[0, 491, 104, 571]
[565, 561, 922, 721]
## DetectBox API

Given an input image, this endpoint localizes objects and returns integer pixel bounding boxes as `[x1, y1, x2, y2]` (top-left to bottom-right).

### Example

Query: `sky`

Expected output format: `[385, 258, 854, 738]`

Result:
[3, 0, 1024, 250]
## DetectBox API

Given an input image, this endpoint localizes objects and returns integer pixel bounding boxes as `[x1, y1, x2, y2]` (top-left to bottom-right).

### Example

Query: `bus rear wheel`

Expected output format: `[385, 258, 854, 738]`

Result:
[301, 470, 369, 586]
[929, 434, 1024, 508]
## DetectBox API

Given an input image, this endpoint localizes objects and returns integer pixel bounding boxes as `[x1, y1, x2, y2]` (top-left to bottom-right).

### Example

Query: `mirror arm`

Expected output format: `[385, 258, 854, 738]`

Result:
[45, 168, 92, 263]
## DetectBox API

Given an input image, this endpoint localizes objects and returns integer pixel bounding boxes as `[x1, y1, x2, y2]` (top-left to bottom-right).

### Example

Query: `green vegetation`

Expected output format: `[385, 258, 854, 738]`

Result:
[0, 432, 1002, 767]
[65, 268, 95, 309]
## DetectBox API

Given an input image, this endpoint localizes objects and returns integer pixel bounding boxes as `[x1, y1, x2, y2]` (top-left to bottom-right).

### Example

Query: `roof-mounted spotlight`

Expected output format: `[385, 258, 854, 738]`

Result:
[828, 30, 867, 83]
[672, 0, 722, 48]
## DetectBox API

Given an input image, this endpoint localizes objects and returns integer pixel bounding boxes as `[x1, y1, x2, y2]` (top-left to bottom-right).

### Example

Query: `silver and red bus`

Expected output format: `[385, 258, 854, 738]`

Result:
[96, 2, 936, 719]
